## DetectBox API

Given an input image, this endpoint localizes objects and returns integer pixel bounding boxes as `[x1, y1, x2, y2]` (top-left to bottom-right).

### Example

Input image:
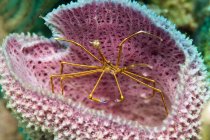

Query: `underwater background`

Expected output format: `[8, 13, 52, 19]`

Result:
[0, 0, 209, 140]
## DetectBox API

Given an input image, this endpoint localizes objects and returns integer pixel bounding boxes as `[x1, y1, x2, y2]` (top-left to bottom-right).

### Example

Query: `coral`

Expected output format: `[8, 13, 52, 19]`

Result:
[0, 0, 209, 139]
[201, 101, 210, 140]
[0, 17, 8, 43]
[201, 100, 210, 140]
[0, 84, 3, 98]
[0, 0, 57, 42]
[139, 0, 197, 31]
[0, 100, 22, 140]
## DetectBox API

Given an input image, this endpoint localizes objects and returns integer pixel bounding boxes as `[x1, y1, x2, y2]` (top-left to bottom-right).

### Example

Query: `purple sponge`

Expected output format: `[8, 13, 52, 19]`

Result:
[0, 0, 209, 139]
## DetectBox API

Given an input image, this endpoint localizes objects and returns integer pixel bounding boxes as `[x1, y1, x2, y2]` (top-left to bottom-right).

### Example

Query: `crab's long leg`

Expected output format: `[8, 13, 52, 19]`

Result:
[116, 31, 163, 67]
[60, 77, 64, 95]
[123, 63, 153, 70]
[122, 71, 168, 115]
[159, 91, 168, 115]
[122, 72, 161, 92]
[50, 75, 58, 93]
[113, 73, 124, 102]
[60, 61, 101, 74]
[50, 69, 103, 94]
[124, 70, 155, 83]
[55, 38, 102, 64]
[88, 70, 105, 102]
[123, 70, 156, 99]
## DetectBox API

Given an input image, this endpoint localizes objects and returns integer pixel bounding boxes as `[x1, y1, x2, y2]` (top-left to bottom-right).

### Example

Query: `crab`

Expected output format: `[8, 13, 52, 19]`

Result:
[50, 30, 169, 115]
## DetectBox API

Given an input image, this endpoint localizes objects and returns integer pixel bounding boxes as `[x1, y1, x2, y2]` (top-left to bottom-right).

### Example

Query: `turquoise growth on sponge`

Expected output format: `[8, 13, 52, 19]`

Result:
[0, 0, 209, 139]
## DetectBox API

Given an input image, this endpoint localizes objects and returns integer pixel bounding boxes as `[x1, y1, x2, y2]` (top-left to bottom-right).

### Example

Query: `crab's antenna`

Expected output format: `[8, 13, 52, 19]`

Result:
[116, 31, 163, 67]
[55, 38, 102, 63]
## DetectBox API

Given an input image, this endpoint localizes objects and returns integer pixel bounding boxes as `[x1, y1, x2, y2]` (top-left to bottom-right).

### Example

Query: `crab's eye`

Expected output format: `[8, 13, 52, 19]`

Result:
[90, 40, 101, 49]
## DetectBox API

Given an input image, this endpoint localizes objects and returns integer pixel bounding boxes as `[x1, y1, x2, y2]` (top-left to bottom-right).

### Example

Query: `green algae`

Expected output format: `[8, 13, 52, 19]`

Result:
[194, 17, 210, 79]
[0, 84, 3, 99]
